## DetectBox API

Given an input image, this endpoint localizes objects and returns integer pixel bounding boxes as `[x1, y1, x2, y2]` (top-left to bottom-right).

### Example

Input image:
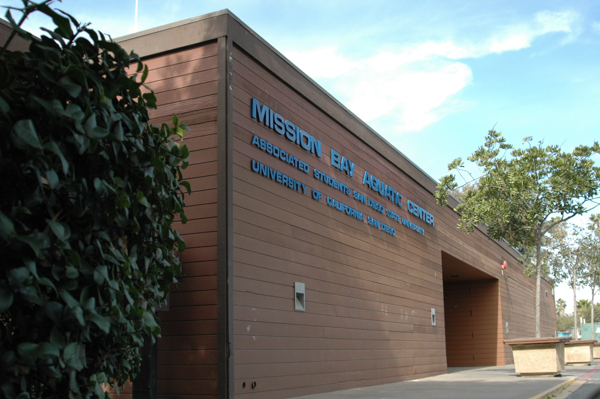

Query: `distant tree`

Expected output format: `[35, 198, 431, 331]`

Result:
[0, 2, 189, 398]
[574, 301, 600, 325]
[590, 214, 600, 237]
[556, 298, 567, 316]
[557, 313, 574, 332]
[435, 130, 600, 338]
[577, 299, 592, 322]
[551, 225, 589, 339]
[583, 216, 600, 339]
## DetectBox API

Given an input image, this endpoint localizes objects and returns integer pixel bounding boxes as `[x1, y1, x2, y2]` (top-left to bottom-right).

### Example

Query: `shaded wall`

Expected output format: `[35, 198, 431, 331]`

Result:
[501, 274, 556, 364]
[0, 18, 31, 52]
[103, 39, 221, 399]
[148, 41, 220, 399]
[444, 280, 504, 366]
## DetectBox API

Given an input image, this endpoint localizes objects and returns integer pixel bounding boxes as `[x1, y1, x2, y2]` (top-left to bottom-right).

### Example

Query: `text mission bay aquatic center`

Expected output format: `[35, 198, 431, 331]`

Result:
[250, 97, 434, 236]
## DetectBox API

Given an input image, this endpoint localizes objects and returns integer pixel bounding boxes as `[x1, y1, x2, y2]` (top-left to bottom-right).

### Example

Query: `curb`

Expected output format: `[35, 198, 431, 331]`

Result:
[528, 377, 577, 399]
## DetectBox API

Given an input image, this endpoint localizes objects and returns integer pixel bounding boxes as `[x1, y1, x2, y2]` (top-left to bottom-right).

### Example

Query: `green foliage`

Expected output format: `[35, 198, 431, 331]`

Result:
[577, 299, 591, 313]
[436, 130, 600, 249]
[576, 301, 600, 324]
[548, 223, 588, 288]
[436, 129, 600, 337]
[556, 298, 567, 314]
[557, 313, 574, 332]
[0, 2, 189, 398]
[578, 233, 600, 288]
[589, 214, 600, 239]
[547, 223, 600, 337]
[449, 181, 476, 204]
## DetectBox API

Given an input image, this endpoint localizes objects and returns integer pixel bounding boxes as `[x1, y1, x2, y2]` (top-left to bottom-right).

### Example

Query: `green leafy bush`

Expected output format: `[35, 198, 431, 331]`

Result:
[0, 2, 189, 398]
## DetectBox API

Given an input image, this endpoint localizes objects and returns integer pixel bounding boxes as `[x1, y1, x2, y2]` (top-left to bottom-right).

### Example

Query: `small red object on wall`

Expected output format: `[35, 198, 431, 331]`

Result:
[502, 261, 507, 275]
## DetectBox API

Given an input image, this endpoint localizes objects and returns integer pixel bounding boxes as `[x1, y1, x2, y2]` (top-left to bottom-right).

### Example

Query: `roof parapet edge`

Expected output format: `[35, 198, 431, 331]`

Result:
[223, 12, 439, 191]
[116, 9, 439, 194]
[115, 9, 231, 43]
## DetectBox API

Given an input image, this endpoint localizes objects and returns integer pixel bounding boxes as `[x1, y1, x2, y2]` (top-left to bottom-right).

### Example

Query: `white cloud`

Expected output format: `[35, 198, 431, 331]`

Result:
[284, 10, 579, 133]
[344, 59, 472, 131]
[486, 32, 532, 53]
[535, 10, 576, 35]
[286, 46, 473, 131]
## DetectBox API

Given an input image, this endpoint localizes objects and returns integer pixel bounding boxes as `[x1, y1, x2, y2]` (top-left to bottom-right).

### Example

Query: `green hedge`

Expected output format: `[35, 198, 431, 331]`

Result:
[0, 2, 189, 398]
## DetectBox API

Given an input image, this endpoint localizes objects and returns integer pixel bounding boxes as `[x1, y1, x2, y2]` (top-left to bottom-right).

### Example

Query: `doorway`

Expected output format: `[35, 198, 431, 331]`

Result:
[442, 252, 502, 366]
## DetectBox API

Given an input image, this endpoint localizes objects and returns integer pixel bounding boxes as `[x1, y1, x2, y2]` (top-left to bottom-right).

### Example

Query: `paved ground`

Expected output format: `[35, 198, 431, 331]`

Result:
[556, 362, 600, 399]
[292, 361, 600, 399]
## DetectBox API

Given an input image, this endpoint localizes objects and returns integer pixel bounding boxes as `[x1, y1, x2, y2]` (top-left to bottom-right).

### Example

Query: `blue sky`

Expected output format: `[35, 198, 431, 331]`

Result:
[3, 0, 600, 312]
[4, 0, 599, 182]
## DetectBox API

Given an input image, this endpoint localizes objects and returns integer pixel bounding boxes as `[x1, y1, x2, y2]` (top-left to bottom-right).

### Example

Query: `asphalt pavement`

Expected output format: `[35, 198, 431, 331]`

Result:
[293, 361, 600, 399]
[556, 362, 600, 399]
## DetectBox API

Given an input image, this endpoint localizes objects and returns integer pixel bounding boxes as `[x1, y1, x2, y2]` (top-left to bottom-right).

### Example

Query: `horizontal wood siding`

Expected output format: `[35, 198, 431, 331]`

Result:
[507, 277, 535, 338]
[105, 12, 557, 399]
[231, 45, 448, 399]
[148, 41, 220, 399]
[230, 42, 556, 398]
[502, 275, 556, 364]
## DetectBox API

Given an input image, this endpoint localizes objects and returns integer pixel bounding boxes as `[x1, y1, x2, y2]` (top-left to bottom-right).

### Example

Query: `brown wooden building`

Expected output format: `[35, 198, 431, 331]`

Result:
[116, 10, 557, 399]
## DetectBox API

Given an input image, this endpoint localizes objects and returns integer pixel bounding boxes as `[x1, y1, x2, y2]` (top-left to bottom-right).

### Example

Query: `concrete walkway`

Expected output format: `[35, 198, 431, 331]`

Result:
[292, 362, 600, 399]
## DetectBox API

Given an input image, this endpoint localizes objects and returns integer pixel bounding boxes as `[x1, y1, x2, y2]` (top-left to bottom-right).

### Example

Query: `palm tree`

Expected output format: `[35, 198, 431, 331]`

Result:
[577, 299, 591, 323]
[556, 298, 567, 316]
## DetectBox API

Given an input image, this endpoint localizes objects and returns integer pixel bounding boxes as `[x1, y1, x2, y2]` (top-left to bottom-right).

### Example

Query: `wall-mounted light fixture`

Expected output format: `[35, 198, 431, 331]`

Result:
[295, 282, 305, 312]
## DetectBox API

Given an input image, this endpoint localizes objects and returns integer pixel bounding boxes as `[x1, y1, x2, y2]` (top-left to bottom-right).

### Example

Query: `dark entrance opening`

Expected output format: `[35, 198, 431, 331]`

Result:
[442, 252, 501, 367]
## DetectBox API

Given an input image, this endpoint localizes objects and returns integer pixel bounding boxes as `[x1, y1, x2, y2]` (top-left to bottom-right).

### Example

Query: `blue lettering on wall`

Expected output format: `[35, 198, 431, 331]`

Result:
[314, 169, 351, 196]
[326, 196, 364, 221]
[362, 171, 403, 208]
[353, 190, 367, 204]
[386, 208, 400, 223]
[367, 216, 395, 236]
[368, 198, 384, 213]
[249, 100, 437, 236]
[367, 216, 380, 228]
[251, 134, 309, 173]
[251, 160, 307, 194]
[330, 149, 356, 177]
[311, 189, 323, 201]
[407, 200, 435, 226]
[251, 98, 322, 158]
[380, 223, 396, 236]
[402, 218, 425, 235]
